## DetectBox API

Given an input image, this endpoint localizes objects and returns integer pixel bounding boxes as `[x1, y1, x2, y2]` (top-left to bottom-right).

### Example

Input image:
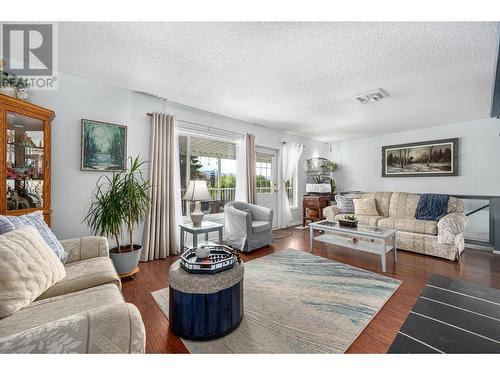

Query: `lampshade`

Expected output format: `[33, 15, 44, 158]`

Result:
[183, 180, 212, 201]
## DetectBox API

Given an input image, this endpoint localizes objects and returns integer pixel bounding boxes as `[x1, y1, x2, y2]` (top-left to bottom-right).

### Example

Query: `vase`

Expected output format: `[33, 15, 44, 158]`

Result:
[195, 244, 210, 259]
[16, 88, 29, 100]
[109, 245, 142, 275]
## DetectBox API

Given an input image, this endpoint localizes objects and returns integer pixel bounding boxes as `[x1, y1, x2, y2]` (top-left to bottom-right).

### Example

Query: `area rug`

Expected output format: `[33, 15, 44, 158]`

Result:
[152, 248, 401, 353]
[389, 274, 500, 353]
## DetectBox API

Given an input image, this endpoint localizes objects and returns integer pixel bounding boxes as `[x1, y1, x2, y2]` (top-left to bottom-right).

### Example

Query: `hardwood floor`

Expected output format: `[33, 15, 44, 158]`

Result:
[121, 228, 500, 354]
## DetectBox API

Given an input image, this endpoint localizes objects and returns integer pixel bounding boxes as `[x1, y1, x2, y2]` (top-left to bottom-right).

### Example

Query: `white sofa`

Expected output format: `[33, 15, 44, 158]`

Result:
[324, 192, 467, 260]
[0, 236, 146, 353]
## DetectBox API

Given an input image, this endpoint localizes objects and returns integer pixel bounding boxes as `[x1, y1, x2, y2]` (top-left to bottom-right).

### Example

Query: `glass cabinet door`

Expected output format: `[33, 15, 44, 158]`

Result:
[6, 111, 45, 211]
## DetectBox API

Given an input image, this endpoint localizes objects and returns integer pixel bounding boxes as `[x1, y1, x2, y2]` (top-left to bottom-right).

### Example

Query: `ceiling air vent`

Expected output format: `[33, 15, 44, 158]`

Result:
[354, 88, 388, 104]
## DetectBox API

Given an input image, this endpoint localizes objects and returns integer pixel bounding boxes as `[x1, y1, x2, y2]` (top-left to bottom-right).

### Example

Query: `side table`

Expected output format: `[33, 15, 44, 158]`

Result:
[168, 258, 244, 340]
[179, 221, 224, 252]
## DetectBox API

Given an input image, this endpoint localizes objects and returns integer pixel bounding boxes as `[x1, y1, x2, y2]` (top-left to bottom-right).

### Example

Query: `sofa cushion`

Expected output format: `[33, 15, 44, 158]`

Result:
[335, 214, 384, 227]
[388, 192, 421, 219]
[378, 217, 438, 236]
[0, 284, 123, 338]
[37, 257, 121, 300]
[0, 226, 66, 319]
[335, 195, 357, 214]
[389, 192, 465, 219]
[360, 192, 392, 217]
[252, 220, 271, 233]
[0, 211, 67, 263]
[353, 198, 379, 216]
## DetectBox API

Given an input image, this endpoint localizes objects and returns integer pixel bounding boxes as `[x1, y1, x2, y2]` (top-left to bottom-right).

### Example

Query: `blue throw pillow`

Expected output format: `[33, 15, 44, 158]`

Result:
[0, 211, 67, 263]
[336, 195, 357, 214]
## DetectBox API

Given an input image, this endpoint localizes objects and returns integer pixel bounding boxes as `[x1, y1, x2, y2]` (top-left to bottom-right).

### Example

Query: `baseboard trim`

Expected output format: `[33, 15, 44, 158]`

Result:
[464, 233, 489, 243]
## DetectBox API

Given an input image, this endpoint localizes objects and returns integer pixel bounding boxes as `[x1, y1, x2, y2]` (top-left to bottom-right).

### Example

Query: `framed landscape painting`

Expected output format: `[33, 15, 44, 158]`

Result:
[81, 119, 127, 171]
[382, 138, 458, 177]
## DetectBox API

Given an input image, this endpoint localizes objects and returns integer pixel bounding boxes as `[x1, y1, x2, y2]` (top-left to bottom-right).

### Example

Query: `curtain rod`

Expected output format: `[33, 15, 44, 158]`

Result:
[146, 112, 243, 138]
[281, 141, 306, 148]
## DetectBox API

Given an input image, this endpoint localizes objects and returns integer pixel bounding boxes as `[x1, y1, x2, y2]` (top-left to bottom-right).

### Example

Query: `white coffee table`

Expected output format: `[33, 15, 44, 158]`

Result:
[309, 220, 397, 272]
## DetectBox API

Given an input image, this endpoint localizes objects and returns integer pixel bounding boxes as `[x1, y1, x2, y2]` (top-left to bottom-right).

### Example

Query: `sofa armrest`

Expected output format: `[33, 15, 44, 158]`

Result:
[60, 236, 109, 264]
[438, 213, 467, 244]
[0, 303, 145, 354]
[323, 205, 341, 221]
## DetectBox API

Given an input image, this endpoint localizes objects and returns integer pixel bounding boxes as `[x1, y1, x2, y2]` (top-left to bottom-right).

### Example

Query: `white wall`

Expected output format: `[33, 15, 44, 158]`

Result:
[29, 71, 327, 241]
[329, 118, 500, 196]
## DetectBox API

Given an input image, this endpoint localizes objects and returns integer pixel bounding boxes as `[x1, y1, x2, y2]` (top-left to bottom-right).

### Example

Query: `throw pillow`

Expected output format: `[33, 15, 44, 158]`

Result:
[0, 226, 66, 318]
[336, 195, 356, 214]
[353, 198, 379, 216]
[0, 211, 67, 263]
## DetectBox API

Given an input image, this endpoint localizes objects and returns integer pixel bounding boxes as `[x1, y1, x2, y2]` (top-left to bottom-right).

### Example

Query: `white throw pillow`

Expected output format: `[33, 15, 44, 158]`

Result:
[353, 198, 379, 216]
[0, 226, 66, 319]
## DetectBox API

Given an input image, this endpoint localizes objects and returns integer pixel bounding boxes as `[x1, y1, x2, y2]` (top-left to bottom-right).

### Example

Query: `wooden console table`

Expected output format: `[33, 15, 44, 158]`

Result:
[302, 195, 331, 227]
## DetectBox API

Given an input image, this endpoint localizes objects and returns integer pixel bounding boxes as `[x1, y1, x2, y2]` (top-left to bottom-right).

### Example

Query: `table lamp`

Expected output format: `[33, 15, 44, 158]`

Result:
[183, 180, 212, 226]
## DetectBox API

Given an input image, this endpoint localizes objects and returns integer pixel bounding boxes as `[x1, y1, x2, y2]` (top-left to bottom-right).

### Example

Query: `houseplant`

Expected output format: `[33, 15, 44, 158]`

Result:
[84, 156, 150, 275]
[0, 63, 29, 98]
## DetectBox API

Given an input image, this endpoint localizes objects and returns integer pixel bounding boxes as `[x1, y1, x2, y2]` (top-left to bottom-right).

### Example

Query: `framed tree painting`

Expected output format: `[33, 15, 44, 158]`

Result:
[81, 119, 127, 171]
[382, 138, 458, 177]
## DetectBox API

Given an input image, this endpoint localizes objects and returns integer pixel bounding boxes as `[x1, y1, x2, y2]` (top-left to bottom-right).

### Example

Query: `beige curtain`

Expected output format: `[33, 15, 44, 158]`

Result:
[141, 113, 182, 260]
[245, 134, 257, 204]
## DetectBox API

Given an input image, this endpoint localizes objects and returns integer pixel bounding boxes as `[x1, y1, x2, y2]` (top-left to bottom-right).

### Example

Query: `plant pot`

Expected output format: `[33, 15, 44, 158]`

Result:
[338, 219, 358, 228]
[0, 86, 17, 97]
[109, 244, 142, 275]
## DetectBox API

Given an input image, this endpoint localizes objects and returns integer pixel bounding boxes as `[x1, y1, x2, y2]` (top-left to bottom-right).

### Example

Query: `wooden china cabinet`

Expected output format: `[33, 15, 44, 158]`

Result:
[0, 94, 55, 225]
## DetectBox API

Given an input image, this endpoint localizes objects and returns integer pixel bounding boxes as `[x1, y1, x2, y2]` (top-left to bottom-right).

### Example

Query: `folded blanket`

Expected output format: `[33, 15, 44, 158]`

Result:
[415, 194, 449, 221]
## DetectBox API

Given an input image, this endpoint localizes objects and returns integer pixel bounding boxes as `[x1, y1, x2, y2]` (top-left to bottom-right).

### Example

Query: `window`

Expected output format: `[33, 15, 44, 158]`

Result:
[256, 152, 273, 193]
[179, 134, 236, 216]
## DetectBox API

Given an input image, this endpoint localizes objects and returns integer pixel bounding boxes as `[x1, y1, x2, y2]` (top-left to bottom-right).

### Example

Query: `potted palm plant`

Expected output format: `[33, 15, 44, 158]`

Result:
[84, 156, 150, 276]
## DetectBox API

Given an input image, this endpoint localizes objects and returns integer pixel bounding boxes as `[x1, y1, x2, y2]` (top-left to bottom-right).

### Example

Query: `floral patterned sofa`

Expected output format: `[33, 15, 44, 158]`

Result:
[323, 192, 467, 260]
[0, 236, 145, 353]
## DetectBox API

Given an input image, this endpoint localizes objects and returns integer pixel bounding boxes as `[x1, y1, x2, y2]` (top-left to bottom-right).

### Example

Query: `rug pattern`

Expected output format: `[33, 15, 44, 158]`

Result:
[152, 248, 401, 353]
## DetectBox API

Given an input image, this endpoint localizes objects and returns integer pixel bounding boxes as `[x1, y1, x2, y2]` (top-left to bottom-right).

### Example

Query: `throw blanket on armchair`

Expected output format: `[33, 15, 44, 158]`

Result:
[415, 194, 449, 221]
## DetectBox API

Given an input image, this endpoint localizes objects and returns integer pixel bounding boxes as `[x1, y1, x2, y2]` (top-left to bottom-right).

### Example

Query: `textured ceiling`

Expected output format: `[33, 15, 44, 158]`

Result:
[58, 22, 498, 141]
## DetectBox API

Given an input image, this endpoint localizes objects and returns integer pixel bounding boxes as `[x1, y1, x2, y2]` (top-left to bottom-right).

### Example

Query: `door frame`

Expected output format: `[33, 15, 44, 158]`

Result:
[255, 145, 280, 229]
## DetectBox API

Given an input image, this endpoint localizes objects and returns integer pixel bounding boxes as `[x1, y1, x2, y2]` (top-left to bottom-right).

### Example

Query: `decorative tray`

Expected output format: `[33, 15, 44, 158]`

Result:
[180, 245, 236, 274]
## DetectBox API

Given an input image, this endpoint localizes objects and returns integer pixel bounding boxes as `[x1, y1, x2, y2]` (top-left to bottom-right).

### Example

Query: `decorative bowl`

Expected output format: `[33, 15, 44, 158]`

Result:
[338, 219, 358, 228]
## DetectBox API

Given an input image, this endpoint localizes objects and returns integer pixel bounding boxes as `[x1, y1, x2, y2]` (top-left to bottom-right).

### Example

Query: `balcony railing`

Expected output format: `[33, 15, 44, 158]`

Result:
[181, 186, 294, 216]
[256, 186, 293, 200]
[181, 187, 236, 215]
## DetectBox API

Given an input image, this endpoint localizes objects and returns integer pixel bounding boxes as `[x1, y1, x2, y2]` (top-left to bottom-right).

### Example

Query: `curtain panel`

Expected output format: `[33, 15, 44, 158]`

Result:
[280, 142, 304, 228]
[141, 113, 182, 260]
[235, 133, 256, 204]
[245, 134, 257, 204]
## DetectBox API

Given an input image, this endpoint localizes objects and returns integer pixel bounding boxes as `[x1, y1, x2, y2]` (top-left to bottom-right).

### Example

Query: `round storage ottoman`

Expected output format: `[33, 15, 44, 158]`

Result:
[168, 259, 244, 341]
